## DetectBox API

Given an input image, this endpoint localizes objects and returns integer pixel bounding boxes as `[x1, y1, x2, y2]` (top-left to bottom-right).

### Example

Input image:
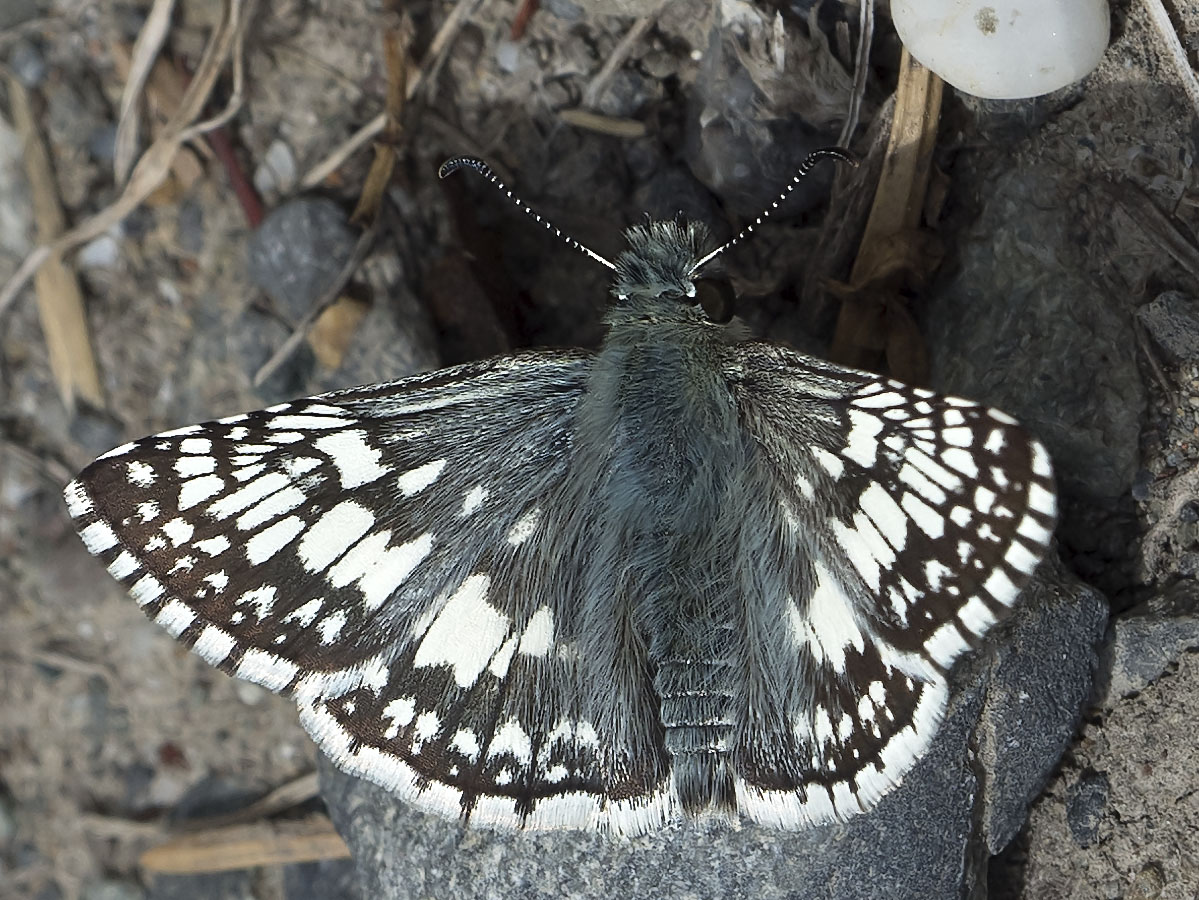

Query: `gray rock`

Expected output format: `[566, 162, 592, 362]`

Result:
[246, 197, 359, 320]
[1137, 290, 1199, 364]
[926, 165, 1147, 504]
[1095, 581, 1199, 705]
[318, 561, 1103, 900]
[8, 38, 47, 87]
[83, 880, 144, 900]
[283, 859, 361, 900]
[0, 0, 39, 30]
[1064, 771, 1108, 848]
[977, 556, 1109, 852]
[147, 873, 254, 900]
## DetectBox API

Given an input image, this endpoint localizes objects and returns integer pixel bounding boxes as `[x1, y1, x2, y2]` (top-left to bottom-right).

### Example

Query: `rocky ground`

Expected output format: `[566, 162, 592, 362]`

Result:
[1, 1, 1197, 899]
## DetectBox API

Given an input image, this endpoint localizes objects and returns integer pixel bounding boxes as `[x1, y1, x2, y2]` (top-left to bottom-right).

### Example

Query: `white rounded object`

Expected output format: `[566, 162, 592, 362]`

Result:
[891, 0, 1110, 100]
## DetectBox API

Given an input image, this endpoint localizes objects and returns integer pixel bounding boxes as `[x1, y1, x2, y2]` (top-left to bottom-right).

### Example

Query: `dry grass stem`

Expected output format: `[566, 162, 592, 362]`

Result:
[113, 0, 177, 184]
[139, 814, 350, 875]
[558, 108, 647, 137]
[836, 0, 873, 147]
[6, 72, 104, 411]
[830, 47, 943, 379]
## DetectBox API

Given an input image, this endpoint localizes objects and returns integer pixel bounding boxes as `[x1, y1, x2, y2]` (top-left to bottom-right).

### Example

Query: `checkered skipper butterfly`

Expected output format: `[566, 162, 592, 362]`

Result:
[65, 149, 1056, 836]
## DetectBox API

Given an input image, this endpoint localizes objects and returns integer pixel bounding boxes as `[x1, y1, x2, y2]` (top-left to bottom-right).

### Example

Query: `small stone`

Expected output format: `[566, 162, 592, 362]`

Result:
[253, 138, 298, 196]
[78, 233, 121, 269]
[494, 39, 521, 74]
[1099, 584, 1199, 703]
[541, 0, 584, 19]
[234, 680, 267, 706]
[1138, 291, 1199, 364]
[8, 38, 47, 87]
[82, 880, 144, 900]
[1131, 469, 1154, 502]
[176, 199, 205, 255]
[1064, 770, 1108, 847]
[0, 783, 16, 843]
[1179, 552, 1199, 577]
[87, 123, 117, 164]
[246, 196, 358, 319]
[1127, 861, 1166, 900]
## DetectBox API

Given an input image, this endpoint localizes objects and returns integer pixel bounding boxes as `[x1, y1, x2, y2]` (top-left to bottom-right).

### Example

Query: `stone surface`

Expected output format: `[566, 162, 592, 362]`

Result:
[1064, 771, 1108, 849]
[927, 164, 1146, 505]
[1095, 581, 1199, 705]
[1137, 291, 1199, 364]
[978, 557, 1109, 853]
[1020, 622, 1199, 899]
[683, 0, 848, 217]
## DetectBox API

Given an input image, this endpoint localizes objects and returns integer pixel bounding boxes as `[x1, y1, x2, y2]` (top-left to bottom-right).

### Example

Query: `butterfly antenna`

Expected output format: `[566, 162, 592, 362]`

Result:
[439, 157, 618, 272]
[688, 147, 858, 276]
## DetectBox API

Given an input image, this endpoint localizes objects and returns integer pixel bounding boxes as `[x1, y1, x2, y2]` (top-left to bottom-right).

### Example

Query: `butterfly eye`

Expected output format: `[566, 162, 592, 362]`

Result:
[694, 277, 736, 324]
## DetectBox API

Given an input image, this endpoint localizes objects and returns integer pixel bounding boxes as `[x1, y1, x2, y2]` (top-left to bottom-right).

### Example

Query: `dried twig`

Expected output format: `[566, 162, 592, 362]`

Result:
[139, 814, 350, 874]
[581, 14, 655, 110]
[829, 47, 943, 378]
[30, 649, 116, 686]
[113, 0, 177, 184]
[836, 0, 873, 148]
[6, 72, 104, 411]
[300, 0, 483, 189]
[0, 0, 257, 318]
[110, 44, 208, 201]
[351, 5, 411, 225]
[511, 0, 539, 40]
[205, 119, 263, 225]
[558, 108, 646, 138]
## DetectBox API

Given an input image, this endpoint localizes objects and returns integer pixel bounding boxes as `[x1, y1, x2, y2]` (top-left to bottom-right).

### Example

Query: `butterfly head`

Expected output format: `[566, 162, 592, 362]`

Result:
[612, 220, 711, 302]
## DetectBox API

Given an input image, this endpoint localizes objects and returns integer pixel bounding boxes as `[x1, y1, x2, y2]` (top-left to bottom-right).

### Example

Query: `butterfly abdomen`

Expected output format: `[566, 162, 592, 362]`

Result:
[581, 321, 755, 818]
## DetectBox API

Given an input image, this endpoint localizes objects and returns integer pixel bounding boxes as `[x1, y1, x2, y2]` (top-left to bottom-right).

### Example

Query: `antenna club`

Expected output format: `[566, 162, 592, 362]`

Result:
[439, 156, 495, 181]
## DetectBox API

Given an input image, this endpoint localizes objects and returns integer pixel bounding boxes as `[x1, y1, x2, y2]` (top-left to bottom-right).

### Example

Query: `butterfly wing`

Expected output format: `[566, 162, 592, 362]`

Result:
[722, 343, 1057, 825]
[65, 350, 672, 833]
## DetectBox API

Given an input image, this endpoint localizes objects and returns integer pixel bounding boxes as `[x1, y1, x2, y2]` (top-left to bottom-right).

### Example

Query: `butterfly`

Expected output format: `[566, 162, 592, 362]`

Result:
[64, 148, 1056, 836]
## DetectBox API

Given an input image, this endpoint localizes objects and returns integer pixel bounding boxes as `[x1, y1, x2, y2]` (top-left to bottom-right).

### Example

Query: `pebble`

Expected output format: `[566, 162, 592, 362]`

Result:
[245, 196, 358, 319]
[8, 38, 47, 87]
[77, 233, 121, 269]
[253, 138, 298, 196]
[495, 39, 521, 74]
[892, 0, 1110, 99]
[1064, 770, 1108, 847]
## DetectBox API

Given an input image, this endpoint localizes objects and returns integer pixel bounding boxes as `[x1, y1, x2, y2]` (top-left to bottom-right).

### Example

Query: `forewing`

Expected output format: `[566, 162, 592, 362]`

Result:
[65, 350, 669, 832]
[724, 343, 1057, 825]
